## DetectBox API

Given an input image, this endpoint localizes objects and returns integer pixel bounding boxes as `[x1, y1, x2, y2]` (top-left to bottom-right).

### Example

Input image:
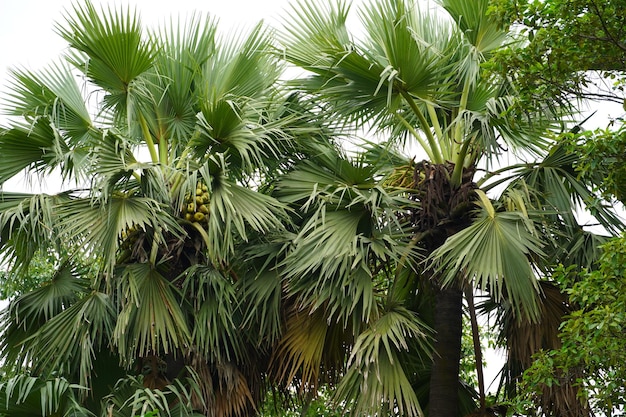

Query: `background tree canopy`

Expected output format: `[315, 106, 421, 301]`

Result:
[489, 0, 626, 107]
[513, 236, 626, 416]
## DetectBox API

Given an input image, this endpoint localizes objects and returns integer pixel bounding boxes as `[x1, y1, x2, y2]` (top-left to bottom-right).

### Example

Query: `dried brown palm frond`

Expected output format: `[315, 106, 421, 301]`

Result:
[268, 302, 350, 394]
[189, 353, 257, 417]
[488, 280, 590, 416]
[506, 281, 570, 369]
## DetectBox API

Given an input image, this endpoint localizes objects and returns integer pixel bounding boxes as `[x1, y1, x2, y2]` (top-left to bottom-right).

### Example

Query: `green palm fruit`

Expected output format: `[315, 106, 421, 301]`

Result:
[180, 180, 210, 228]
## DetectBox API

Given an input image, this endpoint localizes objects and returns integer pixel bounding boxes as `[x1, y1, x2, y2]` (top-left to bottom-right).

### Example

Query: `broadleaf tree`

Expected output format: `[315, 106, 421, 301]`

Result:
[512, 236, 626, 416]
[488, 0, 626, 108]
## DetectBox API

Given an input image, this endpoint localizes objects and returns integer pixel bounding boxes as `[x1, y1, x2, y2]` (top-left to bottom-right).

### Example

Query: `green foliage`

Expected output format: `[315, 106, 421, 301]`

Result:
[566, 121, 626, 205]
[0, 252, 55, 300]
[1, 1, 624, 416]
[514, 235, 626, 416]
[102, 373, 204, 417]
[0, 1, 324, 415]
[488, 0, 626, 107]
[259, 386, 346, 417]
[0, 374, 91, 416]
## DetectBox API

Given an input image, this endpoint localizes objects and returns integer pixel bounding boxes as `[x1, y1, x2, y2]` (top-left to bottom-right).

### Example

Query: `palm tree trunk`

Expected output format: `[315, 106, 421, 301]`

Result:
[465, 285, 486, 412]
[429, 286, 464, 417]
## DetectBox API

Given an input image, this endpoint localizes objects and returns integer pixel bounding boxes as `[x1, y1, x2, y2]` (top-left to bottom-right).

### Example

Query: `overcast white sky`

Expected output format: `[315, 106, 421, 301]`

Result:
[0, 0, 298, 87]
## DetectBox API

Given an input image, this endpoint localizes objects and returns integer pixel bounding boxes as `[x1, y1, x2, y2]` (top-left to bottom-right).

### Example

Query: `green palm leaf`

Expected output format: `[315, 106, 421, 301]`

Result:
[204, 23, 281, 101]
[0, 261, 88, 376]
[186, 24, 286, 175]
[56, 1, 156, 106]
[484, 141, 624, 237]
[0, 123, 58, 184]
[522, 142, 623, 234]
[4, 62, 92, 137]
[181, 265, 243, 363]
[0, 192, 70, 274]
[56, 195, 183, 272]
[334, 304, 430, 417]
[280, 0, 391, 125]
[239, 268, 283, 343]
[146, 14, 217, 148]
[275, 151, 414, 324]
[19, 291, 116, 390]
[0, 61, 96, 183]
[430, 198, 544, 321]
[0, 375, 91, 417]
[103, 373, 203, 417]
[204, 177, 288, 263]
[359, 0, 456, 98]
[280, 0, 454, 133]
[437, 0, 507, 55]
[114, 263, 191, 362]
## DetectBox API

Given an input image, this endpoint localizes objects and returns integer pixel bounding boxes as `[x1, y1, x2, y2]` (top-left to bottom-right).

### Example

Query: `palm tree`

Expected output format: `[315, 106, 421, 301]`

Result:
[0, 2, 337, 416]
[276, 0, 623, 415]
[259, 142, 433, 416]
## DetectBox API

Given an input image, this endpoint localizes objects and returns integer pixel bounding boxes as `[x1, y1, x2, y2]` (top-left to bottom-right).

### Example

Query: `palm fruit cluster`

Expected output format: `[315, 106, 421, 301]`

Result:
[118, 225, 141, 263]
[387, 161, 416, 188]
[181, 181, 210, 227]
[119, 225, 139, 250]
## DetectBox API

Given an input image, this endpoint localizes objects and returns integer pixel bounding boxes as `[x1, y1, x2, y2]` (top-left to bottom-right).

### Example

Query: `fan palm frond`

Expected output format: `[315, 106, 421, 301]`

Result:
[114, 263, 190, 362]
[147, 13, 218, 149]
[334, 304, 430, 417]
[56, 195, 183, 272]
[437, 0, 508, 55]
[18, 291, 116, 390]
[0, 122, 60, 184]
[0, 192, 72, 274]
[181, 265, 244, 363]
[203, 176, 289, 263]
[0, 375, 91, 417]
[2, 63, 94, 183]
[0, 261, 88, 373]
[239, 267, 283, 344]
[430, 195, 544, 321]
[103, 372, 203, 417]
[56, 0, 156, 115]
